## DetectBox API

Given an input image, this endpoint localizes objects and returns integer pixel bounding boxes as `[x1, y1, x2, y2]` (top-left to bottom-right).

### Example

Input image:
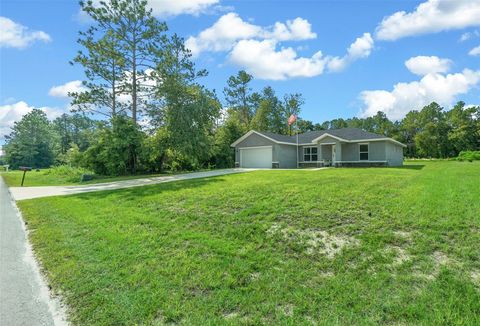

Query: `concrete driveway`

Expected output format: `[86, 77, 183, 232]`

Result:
[9, 168, 253, 201]
[0, 178, 67, 326]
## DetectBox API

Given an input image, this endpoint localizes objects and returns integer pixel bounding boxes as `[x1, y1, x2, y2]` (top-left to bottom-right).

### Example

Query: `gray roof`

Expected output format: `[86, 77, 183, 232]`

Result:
[257, 128, 388, 144]
[256, 131, 297, 143]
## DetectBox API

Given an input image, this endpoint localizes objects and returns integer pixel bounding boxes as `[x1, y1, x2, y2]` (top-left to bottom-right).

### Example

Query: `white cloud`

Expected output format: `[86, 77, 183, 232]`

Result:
[148, 0, 220, 16]
[228, 31, 374, 80]
[186, 13, 262, 56]
[327, 33, 374, 72]
[48, 80, 87, 98]
[459, 30, 480, 42]
[185, 13, 317, 57]
[404, 56, 452, 76]
[79, 0, 220, 21]
[0, 16, 51, 49]
[376, 0, 480, 41]
[0, 101, 63, 140]
[229, 39, 326, 80]
[469, 45, 480, 56]
[188, 12, 371, 79]
[360, 69, 480, 120]
[267, 17, 317, 41]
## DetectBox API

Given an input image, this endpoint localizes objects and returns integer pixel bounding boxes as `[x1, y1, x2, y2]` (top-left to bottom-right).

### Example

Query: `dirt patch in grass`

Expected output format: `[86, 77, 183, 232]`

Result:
[470, 270, 480, 286]
[413, 251, 453, 281]
[267, 223, 359, 258]
[394, 231, 413, 242]
[385, 245, 411, 267]
[224, 312, 239, 319]
[277, 304, 294, 317]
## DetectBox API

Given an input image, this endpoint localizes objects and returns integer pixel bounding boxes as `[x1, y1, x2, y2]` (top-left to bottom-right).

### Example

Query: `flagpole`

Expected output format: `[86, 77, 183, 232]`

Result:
[296, 119, 299, 169]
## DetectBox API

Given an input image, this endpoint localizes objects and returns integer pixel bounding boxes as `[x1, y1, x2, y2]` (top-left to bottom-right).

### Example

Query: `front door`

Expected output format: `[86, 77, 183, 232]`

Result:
[332, 144, 336, 163]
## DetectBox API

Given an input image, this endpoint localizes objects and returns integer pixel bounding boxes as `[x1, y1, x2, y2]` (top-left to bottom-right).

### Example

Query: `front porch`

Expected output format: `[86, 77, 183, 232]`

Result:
[298, 142, 388, 168]
[298, 143, 336, 168]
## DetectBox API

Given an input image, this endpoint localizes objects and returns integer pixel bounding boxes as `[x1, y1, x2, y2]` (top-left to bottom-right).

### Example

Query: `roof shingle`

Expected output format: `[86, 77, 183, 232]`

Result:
[256, 128, 388, 144]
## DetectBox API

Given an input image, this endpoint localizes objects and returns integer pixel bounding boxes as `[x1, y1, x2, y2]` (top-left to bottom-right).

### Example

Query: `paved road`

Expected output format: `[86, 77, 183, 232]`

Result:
[9, 169, 253, 201]
[0, 178, 66, 326]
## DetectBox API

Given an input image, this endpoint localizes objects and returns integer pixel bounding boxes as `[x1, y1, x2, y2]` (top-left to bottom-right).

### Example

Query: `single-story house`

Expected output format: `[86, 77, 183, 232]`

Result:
[231, 128, 406, 168]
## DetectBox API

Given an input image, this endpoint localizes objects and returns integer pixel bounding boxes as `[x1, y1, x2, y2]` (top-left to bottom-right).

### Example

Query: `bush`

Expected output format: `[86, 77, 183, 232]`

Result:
[44, 165, 94, 182]
[457, 151, 480, 162]
[82, 116, 144, 176]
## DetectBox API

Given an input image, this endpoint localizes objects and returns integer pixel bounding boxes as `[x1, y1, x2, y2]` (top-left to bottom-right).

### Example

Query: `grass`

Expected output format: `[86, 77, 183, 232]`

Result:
[1, 168, 180, 187]
[18, 161, 480, 325]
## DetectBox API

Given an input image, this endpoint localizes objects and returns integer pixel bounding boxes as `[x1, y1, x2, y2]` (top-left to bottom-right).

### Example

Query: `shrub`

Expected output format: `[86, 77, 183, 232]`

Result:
[44, 165, 94, 182]
[457, 151, 480, 162]
[82, 116, 144, 176]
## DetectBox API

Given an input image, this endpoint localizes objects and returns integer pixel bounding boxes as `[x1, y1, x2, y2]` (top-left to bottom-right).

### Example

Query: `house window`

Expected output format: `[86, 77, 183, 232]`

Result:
[304, 147, 318, 161]
[359, 143, 369, 160]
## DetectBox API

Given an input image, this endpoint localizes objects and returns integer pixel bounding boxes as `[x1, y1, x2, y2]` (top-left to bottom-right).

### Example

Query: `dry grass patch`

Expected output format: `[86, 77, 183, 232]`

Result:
[385, 245, 411, 267]
[267, 223, 359, 258]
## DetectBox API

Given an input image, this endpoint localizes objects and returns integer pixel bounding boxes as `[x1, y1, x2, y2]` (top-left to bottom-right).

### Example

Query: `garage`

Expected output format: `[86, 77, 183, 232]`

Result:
[240, 146, 272, 168]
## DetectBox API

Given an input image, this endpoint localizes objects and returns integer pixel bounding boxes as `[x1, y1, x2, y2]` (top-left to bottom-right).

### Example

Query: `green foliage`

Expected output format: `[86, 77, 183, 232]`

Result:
[43, 165, 93, 182]
[64, 144, 84, 167]
[52, 113, 96, 165]
[212, 110, 245, 168]
[224, 70, 255, 128]
[149, 34, 219, 170]
[224, 73, 305, 136]
[457, 151, 480, 162]
[83, 116, 144, 175]
[75, 0, 168, 122]
[4, 109, 56, 169]
[139, 129, 168, 172]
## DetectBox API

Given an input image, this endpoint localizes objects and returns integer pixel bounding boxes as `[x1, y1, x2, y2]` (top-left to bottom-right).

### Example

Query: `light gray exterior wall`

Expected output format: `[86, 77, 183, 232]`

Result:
[339, 141, 386, 161]
[368, 141, 387, 161]
[234, 133, 275, 163]
[317, 136, 339, 144]
[341, 143, 357, 161]
[276, 144, 297, 168]
[385, 142, 404, 166]
[321, 145, 332, 160]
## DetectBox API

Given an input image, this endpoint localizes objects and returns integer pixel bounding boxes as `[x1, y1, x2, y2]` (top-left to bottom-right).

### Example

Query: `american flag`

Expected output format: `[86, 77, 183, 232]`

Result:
[287, 114, 297, 126]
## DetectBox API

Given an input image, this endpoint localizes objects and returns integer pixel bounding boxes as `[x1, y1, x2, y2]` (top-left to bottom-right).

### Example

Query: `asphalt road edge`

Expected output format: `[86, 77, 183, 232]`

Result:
[7, 189, 69, 326]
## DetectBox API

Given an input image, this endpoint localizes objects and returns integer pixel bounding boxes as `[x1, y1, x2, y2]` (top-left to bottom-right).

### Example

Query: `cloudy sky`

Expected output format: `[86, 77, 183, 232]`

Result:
[1, 0, 480, 142]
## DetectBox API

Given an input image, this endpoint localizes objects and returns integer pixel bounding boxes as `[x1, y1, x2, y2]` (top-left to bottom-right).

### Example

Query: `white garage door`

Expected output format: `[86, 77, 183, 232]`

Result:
[240, 146, 272, 168]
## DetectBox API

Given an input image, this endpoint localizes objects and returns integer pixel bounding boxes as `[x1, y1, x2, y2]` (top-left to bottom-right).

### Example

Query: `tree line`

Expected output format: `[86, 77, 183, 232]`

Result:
[296, 101, 480, 158]
[2, 0, 480, 174]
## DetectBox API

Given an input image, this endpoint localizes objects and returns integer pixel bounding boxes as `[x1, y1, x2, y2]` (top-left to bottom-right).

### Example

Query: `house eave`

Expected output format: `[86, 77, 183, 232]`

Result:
[231, 130, 296, 147]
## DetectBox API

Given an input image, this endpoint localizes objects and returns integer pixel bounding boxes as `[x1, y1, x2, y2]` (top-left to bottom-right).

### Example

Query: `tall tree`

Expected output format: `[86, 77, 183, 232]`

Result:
[83, 115, 144, 175]
[53, 113, 96, 153]
[296, 119, 315, 133]
[4, 110, 56, 169]
[446, 101, 479, 156]
[71, 28, 127, 118]
[414, 102, 450, 158]
[75, 0, 168, 123]
[212, 110, 244, 168]
[224, 70, 255, 128]
[283, 93, 304, 135]
[150, 34, 219, 169]
[251, 99, 271, 132]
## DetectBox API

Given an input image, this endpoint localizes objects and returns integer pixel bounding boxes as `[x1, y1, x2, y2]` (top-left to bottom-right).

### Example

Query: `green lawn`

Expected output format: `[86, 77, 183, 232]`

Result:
[1, 169, 176, 187]
[18, 161, 480, 325]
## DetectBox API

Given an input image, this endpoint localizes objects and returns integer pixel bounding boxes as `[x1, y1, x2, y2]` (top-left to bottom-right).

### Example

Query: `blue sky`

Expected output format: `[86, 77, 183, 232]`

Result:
[1, 0, 480, 141]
